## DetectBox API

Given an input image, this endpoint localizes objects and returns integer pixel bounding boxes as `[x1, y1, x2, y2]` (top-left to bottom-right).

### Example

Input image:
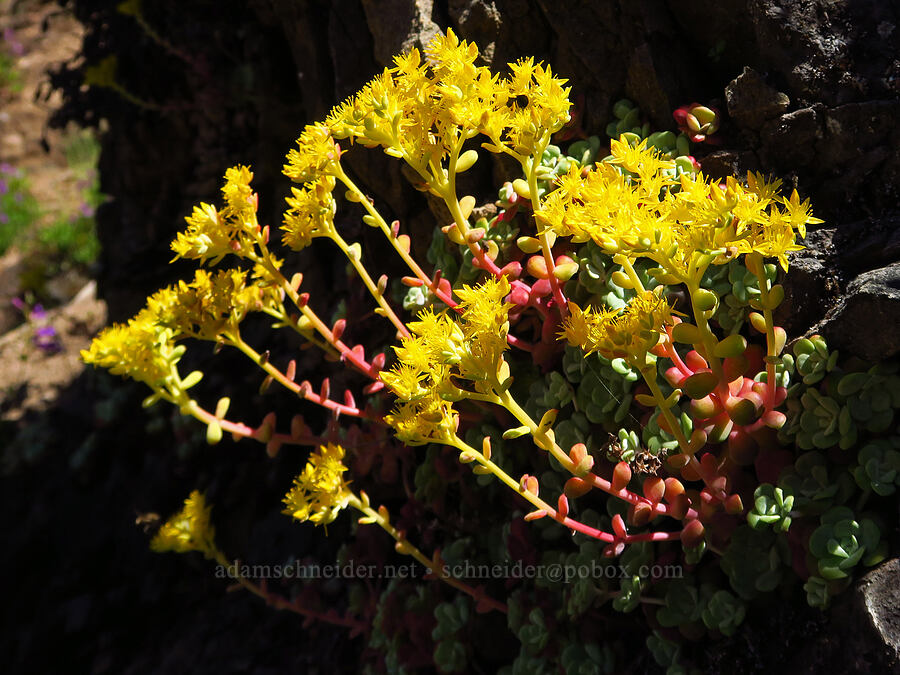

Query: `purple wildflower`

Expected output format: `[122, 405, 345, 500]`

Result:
[3, 28, 25, 57]
[33, 325, 63, 353]
[0, 179, 7, 194]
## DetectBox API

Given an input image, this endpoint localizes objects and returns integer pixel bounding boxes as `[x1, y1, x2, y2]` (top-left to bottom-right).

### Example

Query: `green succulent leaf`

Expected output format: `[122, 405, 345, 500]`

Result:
[701, 590, 746, 636]
[747, 484, 794, 531]
[612, 575, 642, 613]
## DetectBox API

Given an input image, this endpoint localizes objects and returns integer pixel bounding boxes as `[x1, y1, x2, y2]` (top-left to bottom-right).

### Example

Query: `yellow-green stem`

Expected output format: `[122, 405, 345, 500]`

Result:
[334, 165, 438, 294]
[752, 265, 779, 403]
[441, 133, 500, 267]
[616, 256, 647, 294]
[227, 332, 303, 393]
[641, 371, 692, 454]
[641, 368, 716, 488]
[493, 385, 572, 470]
[328, 229, 410, 337]
[526, 135, 568, 314]
[447, 434, 627, 543]
[347, 493, 507, 613]
[685, 276, 725, 385]
[259, 305, 338, 356]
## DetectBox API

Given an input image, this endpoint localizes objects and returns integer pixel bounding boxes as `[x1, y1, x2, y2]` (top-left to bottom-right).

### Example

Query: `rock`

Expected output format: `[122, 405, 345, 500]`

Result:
[725, 67, 790, 130]
[760, 106, 822, 167]
[449, 0, 501, 62]
[18, 1, 900, 673]
[853, 559, 900, 668]
[832, 215, 900, 277]
[777, 228, 841, 338]
[0, 132, 25, 160]
[780, 559, 900, 674]
[625, 42, 673, 128]
[816, 261, 900, 361]
[44, 268, 91, 305]
[360, 0, 441, 67]
[698, 149, 759, 182]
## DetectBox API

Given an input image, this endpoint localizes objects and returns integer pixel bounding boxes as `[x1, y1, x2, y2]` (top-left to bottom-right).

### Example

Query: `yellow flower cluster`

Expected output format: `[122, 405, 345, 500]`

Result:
[282, 443, 352, 526]
[382, 277, 512, 444]
[483, 56, 572, 158]
[81, 307, 179, 388]
[83, 266, 278, 387]
[454, 275, 514, 374]
[150, 490, 218, 558]
[152, 268, 280, 341]
[281, 176, 337, 251]
[539, 139, 822, 277]
[283, 123, 342, 183]
[560, 290, 676, 364]
[280, 123, 340, 251]
[171, 166, 261, 265]
[325, 28, 571, 175]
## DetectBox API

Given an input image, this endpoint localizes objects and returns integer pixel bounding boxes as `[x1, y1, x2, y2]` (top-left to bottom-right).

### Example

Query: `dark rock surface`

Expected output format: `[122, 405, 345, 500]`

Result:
[726, 67, 791, 131]
[816, 261, 900, 361]
[787, 559, 900, 674]
[7, 0, 897, 673]
[854, 559, 900, 669]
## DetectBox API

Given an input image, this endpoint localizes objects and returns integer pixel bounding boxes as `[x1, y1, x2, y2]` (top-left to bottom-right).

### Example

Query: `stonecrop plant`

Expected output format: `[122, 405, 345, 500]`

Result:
[83, 29, 900, 672]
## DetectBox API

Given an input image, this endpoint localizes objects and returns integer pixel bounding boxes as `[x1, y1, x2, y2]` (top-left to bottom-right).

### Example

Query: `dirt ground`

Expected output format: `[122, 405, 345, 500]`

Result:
[0, 0, 106, 423]
[1, 0, 85, 216]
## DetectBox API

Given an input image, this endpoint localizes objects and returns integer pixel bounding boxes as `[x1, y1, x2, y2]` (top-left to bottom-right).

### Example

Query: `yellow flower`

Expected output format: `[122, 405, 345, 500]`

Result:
[560, 291, 675, 363]
[607, 136, 668, 177]
[404, 307, 458, 368]
[283, 444, 353, 526]
[500, 59, 571, 155]
[281, 175, 336, 251]
[283, 123, 342, 183]
[454, 276, 513, 377]
[389, 309, 460, 402]
[171, 166, 261, 265]
[150, 490, 217, 558]
[157, 268, 275, 340]
[455, 276, 512, 335]
[746, 171, 782, 203]
[326, 28, 570, 174]
[221, 165, 254, 221]
[540, 139, 817, 280]
[425, 28, 479, 82]
[780, 188, 823, 239]
[170, 202, 229, 263]
[385, 394, 458, 446]
[327, 70, 406, 151]
[380, 363, 429, 401]
[748, 210, 805, 272]
[558, 301, 618, 354]
[81, 308, 177, 388]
